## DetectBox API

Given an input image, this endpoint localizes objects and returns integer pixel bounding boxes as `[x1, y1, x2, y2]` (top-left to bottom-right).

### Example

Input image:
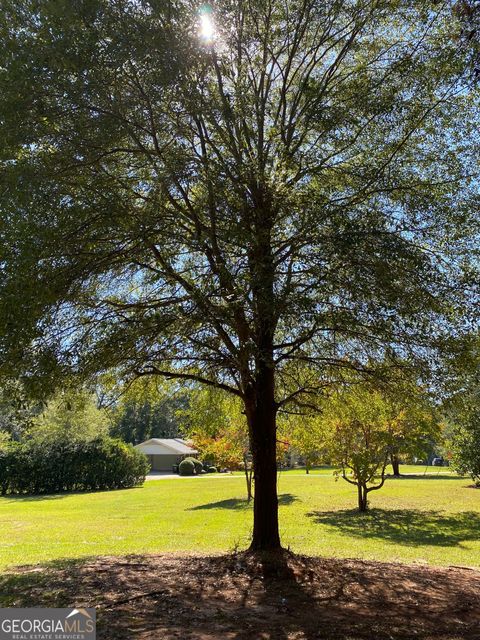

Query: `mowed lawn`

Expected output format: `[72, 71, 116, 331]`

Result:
[0, 471, 479, 571]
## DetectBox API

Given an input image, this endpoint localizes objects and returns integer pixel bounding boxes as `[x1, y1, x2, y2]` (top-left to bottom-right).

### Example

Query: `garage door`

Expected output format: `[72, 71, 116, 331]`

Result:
[148, 454, 179, 472]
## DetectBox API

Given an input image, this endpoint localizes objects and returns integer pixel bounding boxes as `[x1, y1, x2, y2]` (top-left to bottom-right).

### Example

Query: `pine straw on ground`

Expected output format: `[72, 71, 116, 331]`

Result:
[1, 552, 479, 640]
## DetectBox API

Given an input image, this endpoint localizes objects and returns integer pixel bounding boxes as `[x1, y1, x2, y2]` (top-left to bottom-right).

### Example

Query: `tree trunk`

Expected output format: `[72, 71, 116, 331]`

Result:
[247, 469, 253, 501]
[245, 197, 281, 551]
[358, 484, 368, 512]
[391, 453, 401, 477]
[246, 366, 281, 551]
[243, 453, 253, 502]
[246, 471, 253, 502]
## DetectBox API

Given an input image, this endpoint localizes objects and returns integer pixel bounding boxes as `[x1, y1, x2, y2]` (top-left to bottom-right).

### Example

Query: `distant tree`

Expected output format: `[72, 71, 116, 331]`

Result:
[282, 414, 327, 474]
[0, 0, 477, 549]
[29, 388, 108, 443]
[442, 336, 480, 484]
[108, 379, 188, 444]
[181, 387, 253, 499]
[380, 375, 441, 476]
[387, 403, 441, 475]
[0, 430, 11, 449]
[450, 420, 480, 485]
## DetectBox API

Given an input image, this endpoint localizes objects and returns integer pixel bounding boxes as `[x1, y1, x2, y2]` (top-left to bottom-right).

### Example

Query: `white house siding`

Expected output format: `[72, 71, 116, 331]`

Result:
[136, 442, 181, 455]
[134, 439, 198, 472]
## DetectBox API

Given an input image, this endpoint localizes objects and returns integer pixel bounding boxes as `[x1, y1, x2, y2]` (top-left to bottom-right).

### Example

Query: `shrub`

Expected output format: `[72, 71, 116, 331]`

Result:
[0, 437, 149, 495]
[183, 457, 203, 474]
[207, 466, 218, 473]
[179, 459, 195, 476]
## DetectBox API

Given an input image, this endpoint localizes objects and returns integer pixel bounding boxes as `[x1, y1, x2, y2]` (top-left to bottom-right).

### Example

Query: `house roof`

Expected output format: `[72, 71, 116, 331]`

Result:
[135, 438, 198, 455]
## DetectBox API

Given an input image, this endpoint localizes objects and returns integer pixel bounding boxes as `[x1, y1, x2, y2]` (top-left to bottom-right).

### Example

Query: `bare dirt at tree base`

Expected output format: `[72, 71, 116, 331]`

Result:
[2, 552, 479, 640]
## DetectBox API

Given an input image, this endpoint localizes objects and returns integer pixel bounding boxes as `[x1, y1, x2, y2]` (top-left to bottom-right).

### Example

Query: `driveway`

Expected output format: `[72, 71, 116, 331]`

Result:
[145, 472, 180, 480]
[145, 472, 236, 481]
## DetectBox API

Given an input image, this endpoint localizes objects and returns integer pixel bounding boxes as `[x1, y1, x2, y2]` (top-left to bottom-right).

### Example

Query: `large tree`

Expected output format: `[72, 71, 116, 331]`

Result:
[0, 0, 477, 550]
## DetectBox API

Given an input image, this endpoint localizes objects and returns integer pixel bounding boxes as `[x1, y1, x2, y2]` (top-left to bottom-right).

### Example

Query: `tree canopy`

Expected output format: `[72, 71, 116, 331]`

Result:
[29, 388, 109, 443]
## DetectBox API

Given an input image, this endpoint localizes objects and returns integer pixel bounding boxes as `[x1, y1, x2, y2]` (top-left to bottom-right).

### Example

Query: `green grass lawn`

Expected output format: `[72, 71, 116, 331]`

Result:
[259, 463, 453, 476]
[0, 471, 478, 571]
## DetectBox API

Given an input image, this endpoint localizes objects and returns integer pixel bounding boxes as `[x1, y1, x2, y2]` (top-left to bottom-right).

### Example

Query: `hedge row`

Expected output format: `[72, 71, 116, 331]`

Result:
[0, 437, 149, 495]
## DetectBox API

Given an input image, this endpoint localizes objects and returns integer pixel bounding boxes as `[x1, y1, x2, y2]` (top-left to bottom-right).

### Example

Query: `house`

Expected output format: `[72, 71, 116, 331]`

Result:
[134, 438, 198, 472]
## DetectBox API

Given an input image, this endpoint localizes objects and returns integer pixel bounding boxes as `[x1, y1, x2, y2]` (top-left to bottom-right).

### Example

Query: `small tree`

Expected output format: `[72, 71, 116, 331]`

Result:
[322, 388, 392, 511]
[322, 381, 441, 509]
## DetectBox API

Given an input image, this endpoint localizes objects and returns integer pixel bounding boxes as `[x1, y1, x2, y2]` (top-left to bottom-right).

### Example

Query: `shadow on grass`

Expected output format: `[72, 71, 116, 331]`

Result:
[0, 486, 144, 503]
[0, 494, 68, 503]
[387, 473, 464, 480]
[307, 508, 480, 547]
[188, 493, 298, 511]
